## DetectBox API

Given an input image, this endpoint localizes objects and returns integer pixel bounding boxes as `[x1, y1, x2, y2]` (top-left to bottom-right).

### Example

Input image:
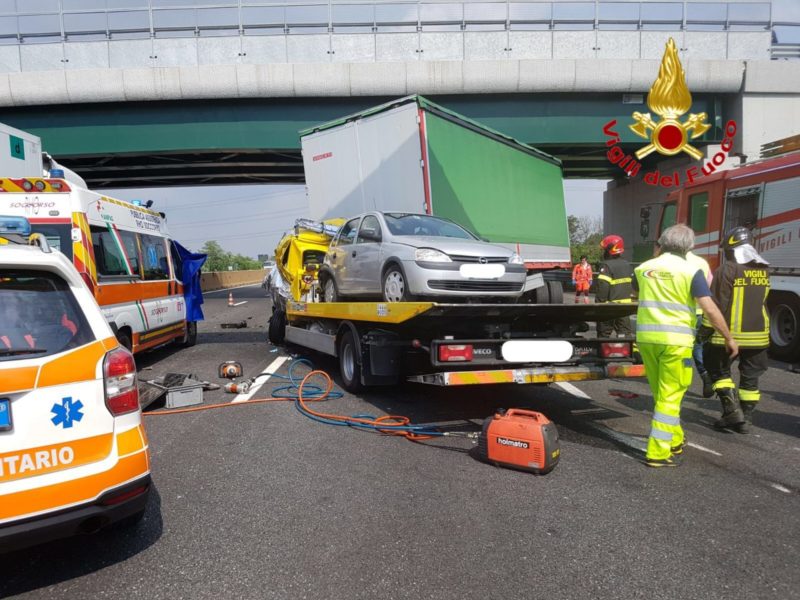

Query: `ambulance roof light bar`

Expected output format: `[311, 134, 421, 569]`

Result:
[0, 215, 31, 236]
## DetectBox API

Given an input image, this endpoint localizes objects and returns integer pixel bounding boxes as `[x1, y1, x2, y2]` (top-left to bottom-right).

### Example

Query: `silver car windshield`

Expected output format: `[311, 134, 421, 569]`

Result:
[383, 213, 476, 240]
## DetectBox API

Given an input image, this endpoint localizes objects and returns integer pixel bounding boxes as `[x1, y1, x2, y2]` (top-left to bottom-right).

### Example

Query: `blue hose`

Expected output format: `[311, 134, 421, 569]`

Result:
[270, 358, 444, 436]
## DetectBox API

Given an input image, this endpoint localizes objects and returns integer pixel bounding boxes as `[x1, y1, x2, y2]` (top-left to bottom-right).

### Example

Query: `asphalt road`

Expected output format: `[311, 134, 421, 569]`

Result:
[3, 285, 799, 600]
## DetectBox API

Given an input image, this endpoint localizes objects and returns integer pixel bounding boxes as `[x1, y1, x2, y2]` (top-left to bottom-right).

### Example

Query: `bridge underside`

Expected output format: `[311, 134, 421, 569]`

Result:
[2, 93, 729, 187]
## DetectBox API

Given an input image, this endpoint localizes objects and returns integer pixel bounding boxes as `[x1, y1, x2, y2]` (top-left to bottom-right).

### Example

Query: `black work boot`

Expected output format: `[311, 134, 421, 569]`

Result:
[714, 388, 745, 430]
[700, 372, 714, 398]
[735, 401, 757, 434]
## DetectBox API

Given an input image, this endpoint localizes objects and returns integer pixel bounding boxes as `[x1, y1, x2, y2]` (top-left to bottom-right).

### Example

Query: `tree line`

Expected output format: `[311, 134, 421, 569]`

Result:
[199, 240, 263, 272]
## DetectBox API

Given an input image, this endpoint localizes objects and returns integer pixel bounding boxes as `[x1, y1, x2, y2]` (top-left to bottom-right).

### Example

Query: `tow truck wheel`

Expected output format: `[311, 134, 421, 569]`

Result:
[768, 292, 800, 361]
[268, 309, 287, 345]
[338, 329, 363, 393]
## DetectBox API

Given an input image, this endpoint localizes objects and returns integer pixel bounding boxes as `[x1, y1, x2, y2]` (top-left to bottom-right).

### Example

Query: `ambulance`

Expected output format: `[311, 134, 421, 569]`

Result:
[0, 217, 151, 551]
[0, 174, 196, 353]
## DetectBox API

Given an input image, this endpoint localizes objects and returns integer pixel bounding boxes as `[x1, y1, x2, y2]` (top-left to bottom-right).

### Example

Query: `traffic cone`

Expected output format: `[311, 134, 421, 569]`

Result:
[228, 292, 234, 307]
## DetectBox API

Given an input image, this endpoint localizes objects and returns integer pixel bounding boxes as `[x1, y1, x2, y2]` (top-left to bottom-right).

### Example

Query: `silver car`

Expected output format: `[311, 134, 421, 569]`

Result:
[318, 212, 526, 302]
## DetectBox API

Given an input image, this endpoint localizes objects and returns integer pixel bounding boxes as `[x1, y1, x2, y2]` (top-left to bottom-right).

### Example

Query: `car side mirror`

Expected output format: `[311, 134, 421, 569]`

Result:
[360, 228, 381, 242]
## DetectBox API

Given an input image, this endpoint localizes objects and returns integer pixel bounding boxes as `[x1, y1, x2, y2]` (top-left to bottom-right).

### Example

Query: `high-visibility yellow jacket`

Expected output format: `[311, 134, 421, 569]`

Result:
[703, 260, 770, 348]
[686, 251, 711, 316]
[634, 252, 698, 347]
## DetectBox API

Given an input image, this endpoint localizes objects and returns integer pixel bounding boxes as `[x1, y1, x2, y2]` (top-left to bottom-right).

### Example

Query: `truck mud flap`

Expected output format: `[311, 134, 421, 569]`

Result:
[407, 363, 645, 386]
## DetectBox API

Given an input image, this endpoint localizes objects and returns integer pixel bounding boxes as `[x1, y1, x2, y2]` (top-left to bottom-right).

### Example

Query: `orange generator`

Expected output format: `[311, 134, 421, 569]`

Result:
[476, 409, 560, 474]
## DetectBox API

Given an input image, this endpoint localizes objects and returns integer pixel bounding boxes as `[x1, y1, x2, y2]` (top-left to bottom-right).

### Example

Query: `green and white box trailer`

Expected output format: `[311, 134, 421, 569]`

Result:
[300, 95, 571, 272]
[0, 123, 42, 178]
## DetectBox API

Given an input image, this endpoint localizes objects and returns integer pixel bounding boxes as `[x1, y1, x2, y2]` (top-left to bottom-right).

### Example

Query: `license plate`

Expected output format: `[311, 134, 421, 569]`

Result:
[501, 340, 574, 363]
[0, 399, 12, 432]
[459, 264, 505, 279]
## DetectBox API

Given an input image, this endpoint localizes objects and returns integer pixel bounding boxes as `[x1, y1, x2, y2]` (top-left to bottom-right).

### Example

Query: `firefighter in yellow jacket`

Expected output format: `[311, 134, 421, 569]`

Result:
[702, 227, 770, 434]
[634, 224, 738, 468]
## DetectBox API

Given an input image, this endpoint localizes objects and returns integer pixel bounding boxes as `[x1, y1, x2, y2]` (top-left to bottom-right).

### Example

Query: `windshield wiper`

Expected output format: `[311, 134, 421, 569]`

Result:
[0, 348, 48, 356]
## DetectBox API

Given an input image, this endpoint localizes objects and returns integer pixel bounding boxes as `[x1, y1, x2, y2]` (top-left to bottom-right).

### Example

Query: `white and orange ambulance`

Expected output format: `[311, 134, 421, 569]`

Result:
[0, 217, 151, 551]
[0, 175, 195, 353]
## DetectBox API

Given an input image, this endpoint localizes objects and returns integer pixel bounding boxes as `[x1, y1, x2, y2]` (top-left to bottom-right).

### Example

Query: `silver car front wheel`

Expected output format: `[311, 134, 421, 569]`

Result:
[383, 268, 409, 303]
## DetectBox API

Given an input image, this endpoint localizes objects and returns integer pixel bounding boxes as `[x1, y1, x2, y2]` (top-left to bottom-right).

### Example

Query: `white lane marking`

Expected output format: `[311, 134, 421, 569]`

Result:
[686, 442, 722, 456]
[203, 284, 260, 296]
[232, 301, 248, 306]
[231, 356, 289, 403]
[585, 422, 648, 452]
[770, 483, 791, 494]
[555, 381, 592, 400]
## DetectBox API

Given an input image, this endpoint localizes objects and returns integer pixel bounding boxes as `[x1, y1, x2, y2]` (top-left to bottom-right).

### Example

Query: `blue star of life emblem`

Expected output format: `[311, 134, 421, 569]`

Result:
[51, 397, 84, 429]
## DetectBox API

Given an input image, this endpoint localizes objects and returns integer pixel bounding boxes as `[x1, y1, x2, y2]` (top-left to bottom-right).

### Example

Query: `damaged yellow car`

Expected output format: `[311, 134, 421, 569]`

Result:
[268, 219, 343, 342]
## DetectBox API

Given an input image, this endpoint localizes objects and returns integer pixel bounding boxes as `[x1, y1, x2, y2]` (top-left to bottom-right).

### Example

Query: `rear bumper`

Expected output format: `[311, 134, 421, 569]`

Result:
[407, 363, 645, 386]
[0, 475, 151, 553]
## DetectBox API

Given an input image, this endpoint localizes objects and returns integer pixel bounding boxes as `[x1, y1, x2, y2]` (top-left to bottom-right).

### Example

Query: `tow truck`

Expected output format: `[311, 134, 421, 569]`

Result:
[269, 298, 644, 392]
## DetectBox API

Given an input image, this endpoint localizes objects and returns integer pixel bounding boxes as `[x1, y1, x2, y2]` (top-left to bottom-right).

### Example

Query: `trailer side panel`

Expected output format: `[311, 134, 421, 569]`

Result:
[423, 112, 570, 266]
[303, 104, 424, 220]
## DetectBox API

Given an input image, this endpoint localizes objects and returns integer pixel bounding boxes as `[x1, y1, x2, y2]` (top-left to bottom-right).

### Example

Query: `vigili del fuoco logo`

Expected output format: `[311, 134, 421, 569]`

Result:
[603, 38, 737, 188]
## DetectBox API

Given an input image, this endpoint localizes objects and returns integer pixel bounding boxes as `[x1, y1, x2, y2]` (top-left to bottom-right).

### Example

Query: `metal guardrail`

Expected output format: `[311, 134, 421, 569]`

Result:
[771, 43, 800, 59]
[0, 1, 782, 43]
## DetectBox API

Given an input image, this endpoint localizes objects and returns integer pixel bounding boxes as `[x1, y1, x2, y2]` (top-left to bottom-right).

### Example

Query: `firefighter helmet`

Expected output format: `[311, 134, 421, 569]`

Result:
[722, 226, 752, 249]
[600, 234, 625, 256]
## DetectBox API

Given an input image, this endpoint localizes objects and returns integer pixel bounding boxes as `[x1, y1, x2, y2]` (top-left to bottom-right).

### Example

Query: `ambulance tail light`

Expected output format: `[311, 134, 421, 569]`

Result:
[438, 344, 474, 362]
[103, 347, 139, 416]
[600, 342, 631, 358]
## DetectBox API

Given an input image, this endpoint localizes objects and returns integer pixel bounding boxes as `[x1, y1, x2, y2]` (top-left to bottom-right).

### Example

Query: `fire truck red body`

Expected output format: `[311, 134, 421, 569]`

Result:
[661, 151, 800, 361]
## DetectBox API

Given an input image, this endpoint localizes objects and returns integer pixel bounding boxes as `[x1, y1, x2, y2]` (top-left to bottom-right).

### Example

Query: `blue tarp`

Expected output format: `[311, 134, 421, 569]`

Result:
[174, 241, 207, 322]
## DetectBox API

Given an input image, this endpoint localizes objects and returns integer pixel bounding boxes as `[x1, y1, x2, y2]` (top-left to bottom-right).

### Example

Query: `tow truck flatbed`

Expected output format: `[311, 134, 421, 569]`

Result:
[274, 300, 645, 392]
[287, 300, 638, 324]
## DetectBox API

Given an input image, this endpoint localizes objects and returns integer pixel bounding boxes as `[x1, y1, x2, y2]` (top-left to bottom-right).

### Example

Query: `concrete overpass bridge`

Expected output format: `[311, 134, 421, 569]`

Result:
[0, 0, 798, 186]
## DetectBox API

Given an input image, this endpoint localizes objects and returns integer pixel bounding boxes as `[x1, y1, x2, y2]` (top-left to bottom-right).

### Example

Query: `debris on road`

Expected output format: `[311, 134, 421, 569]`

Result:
[221, 321, 248, 329]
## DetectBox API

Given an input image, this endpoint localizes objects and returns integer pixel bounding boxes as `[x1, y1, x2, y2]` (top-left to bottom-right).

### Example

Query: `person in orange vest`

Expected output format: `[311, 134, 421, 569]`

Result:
[572, 255, 593, 304]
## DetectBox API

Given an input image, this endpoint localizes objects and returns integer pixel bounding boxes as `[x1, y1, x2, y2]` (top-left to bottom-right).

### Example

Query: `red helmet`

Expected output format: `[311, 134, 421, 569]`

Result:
[600, 234, 625, 256]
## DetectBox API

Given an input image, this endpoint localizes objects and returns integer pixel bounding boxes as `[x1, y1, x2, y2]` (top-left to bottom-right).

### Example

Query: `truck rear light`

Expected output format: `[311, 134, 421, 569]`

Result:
[439, 344, 473, 362]
[103, 347, 139, 416]
[600, 342, 631, 358]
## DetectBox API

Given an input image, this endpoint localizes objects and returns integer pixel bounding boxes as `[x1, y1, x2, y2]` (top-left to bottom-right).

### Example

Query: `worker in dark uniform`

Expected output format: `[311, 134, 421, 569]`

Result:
[596, 234, 634, 337]
[702, 227, 771, 434]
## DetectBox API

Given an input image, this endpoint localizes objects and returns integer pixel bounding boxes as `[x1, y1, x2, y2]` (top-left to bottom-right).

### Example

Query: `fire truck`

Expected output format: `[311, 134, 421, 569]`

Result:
[660, 150, 800, 361]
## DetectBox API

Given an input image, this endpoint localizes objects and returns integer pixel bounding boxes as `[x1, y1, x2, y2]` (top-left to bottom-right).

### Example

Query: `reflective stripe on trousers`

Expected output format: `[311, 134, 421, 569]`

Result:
[639, 342, 693, 460]
[739, 388, 761, 402]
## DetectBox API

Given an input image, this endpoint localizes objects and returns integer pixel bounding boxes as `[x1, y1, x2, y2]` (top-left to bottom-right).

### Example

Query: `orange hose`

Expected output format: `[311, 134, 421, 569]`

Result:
[294, 370, 437, 440]
[143, 369, 436, 440]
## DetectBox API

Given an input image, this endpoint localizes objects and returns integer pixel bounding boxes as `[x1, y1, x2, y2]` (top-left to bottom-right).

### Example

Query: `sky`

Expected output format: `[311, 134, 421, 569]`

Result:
[107, 180, 607, 259]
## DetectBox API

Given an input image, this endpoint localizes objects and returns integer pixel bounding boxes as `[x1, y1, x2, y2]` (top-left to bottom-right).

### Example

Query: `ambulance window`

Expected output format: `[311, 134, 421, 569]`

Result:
[141, 235, 169, 280]
[0, 270, 94, 362]
[91, 226, 141, 277]
[688, 192, 708, 233]
[30, 224, 72, 260]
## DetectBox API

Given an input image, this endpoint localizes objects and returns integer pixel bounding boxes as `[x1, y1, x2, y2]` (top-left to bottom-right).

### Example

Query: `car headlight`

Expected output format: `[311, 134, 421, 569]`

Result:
[415, 248, 452, 262]
[508, 253, 523, 264]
